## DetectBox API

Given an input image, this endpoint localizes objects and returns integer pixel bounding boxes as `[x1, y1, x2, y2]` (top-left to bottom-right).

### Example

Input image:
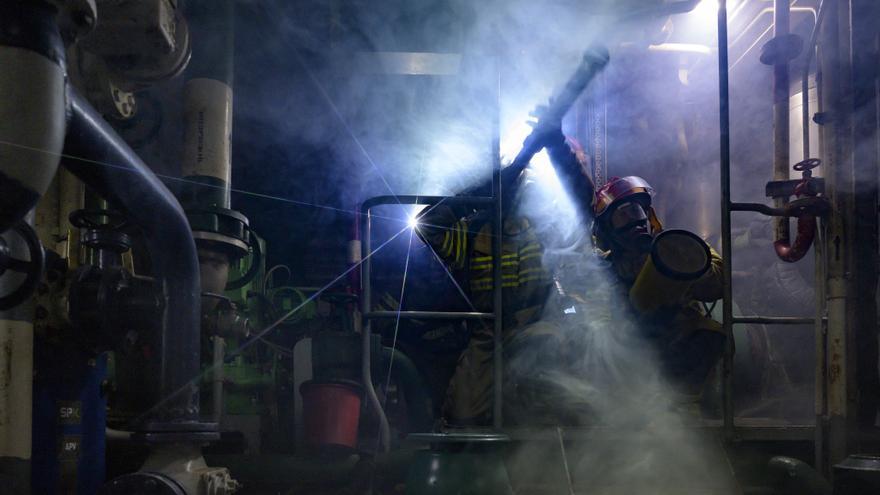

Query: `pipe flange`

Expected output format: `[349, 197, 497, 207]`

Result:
[132, 421, 220, 445]
[759, 33, 804, 65]
[102, 472, 186, 495]
[186, 207, 251, 260]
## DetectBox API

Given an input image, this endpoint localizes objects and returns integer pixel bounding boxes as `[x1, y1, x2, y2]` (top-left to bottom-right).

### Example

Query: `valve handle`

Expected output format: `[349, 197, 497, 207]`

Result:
[69, 209, 129, 231]
[0, 221, 45, 310]
[793, 158, 821, 172]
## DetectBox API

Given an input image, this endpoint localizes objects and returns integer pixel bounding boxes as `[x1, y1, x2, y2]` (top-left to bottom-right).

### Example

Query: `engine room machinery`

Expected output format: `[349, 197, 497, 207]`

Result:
[1, 0, 879, 494]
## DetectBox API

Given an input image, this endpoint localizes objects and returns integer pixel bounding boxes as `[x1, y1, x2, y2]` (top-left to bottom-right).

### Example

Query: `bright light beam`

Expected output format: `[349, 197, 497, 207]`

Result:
[407, 215, 419, 230]
[128, 224, 411, 428]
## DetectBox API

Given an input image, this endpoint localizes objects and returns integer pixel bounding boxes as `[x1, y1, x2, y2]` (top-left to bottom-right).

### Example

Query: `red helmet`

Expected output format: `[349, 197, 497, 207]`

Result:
[593, 176, 654, 219]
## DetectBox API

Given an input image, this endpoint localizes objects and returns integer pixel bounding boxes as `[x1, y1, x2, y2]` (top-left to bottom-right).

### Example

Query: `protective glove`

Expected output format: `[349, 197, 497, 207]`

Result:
[523, 101, 567, 152]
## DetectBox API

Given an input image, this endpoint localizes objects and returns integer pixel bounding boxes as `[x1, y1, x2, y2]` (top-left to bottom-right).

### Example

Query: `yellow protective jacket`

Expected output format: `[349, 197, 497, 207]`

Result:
[416, 206, 552, 331]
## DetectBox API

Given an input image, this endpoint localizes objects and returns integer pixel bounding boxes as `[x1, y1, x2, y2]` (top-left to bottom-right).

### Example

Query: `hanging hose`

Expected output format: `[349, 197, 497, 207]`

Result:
[381, 347, 434, 432]
[363, 324, 391, 453]
[774, 159, 826, 263]
[774, 215, 816, 262]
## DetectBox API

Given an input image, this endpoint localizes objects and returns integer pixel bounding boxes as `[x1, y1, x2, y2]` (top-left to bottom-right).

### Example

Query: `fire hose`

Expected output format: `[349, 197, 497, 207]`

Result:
[774, 158, 829, 262]
[497, 45, 610, 213]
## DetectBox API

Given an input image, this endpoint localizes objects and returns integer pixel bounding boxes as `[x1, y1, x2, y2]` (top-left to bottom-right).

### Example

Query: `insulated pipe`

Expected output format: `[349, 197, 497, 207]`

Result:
[0, 2, 68, 232]
[62, 90, 204, 428]
[0, 5, 65, 491]
[180, 0, 235, 209]
[0, 214, 37, 494]
[772, 0, 793, 255]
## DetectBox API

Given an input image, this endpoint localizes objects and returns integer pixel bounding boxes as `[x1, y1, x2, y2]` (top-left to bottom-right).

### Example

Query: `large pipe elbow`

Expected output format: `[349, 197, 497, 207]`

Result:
[62, 90, 203, 428]
[0, 2, 68, 231]
[774, 215, 816, 262]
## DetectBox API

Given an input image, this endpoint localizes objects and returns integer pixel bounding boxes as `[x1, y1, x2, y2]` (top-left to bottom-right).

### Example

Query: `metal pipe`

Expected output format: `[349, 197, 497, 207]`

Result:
[492, 62, 503, 430]
[0, 2, 67, 232]
[212, 336, 225, 424]
[814, 216, 827, 472]
[772, 0, 793, 253]
[717, 0, 735, 441]
[62, 90, 205, 429]
[819, 0, 853, 467]
[381, 347, 433, 432]
[0, 6, 65, 490]
[730, 202, 788, 216]
[180, 0, 235, 209]
[360, 207, 391, 452]
[362, 195, 494, 209]
[732, 316, 819, 325]
[365, 311, 494, 320]
[802, 1, 829, 162]
[849, 0, 880, 440]
[619, 0, 701, 21]
[0, 214, 37, 494]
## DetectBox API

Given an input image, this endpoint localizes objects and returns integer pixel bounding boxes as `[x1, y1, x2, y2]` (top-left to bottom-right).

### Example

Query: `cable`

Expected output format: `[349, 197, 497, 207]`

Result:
[263, 264, 292, 293]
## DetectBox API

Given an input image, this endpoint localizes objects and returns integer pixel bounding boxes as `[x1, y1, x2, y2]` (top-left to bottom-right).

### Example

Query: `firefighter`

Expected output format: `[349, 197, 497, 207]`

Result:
[415, 124, 594, 426]
[585, 176, 726, 407]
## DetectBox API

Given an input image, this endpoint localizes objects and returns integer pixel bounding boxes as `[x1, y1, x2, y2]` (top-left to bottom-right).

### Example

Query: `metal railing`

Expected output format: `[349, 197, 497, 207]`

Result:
[361, 194, 505, 431]
[718, 0, 828, 457]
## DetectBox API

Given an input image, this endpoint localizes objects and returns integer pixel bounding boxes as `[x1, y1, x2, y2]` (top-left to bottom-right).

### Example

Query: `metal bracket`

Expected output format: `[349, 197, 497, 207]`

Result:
[765, 177, 825, 199]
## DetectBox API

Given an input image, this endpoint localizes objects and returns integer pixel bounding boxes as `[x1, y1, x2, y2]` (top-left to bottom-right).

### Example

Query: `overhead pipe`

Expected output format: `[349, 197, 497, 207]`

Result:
[801, 1, 829, 162]
[717, 0, 734, 440]
[619, 0, 700, 22]
[179, 0, 256, 310]
[62, 90, 207, 431]
[0, 2, 68, 232]
[766, 0, 819, 263]
[771, 0, 792, 252]
[180, 0, 234, 209]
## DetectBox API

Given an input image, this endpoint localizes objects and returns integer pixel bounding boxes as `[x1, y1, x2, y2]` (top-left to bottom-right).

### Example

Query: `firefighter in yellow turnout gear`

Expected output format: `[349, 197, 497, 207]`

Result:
[417, 130, 594, 425]
[586, 176, 726, 404]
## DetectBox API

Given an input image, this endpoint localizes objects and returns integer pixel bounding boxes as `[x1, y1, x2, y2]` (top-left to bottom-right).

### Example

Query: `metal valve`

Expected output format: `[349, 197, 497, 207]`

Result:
[0, 221, 45, 310]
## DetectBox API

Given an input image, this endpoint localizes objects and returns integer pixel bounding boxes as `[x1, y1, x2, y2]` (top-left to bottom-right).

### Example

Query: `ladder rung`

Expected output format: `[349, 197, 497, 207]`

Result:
[365, 310, 495, 320]
[362, 195, 495, 210]
[732, 316, 819, 325]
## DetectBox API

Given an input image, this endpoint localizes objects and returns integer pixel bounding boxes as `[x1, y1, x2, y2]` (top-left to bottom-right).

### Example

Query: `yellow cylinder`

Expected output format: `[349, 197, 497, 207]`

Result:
[629, 229, 711, 314]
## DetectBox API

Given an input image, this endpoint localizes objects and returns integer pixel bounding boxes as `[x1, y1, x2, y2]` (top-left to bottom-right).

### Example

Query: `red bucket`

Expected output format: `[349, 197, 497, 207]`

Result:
[301, 380, 362, 450]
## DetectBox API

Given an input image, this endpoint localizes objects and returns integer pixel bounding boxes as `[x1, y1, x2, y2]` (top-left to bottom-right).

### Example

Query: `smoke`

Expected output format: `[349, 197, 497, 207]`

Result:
[226, 0, 752, 491]
[498, 245, 739, 493]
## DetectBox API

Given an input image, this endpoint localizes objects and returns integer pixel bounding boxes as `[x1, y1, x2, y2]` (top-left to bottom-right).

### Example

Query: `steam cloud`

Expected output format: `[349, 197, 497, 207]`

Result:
[223, 0, 837, 492]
